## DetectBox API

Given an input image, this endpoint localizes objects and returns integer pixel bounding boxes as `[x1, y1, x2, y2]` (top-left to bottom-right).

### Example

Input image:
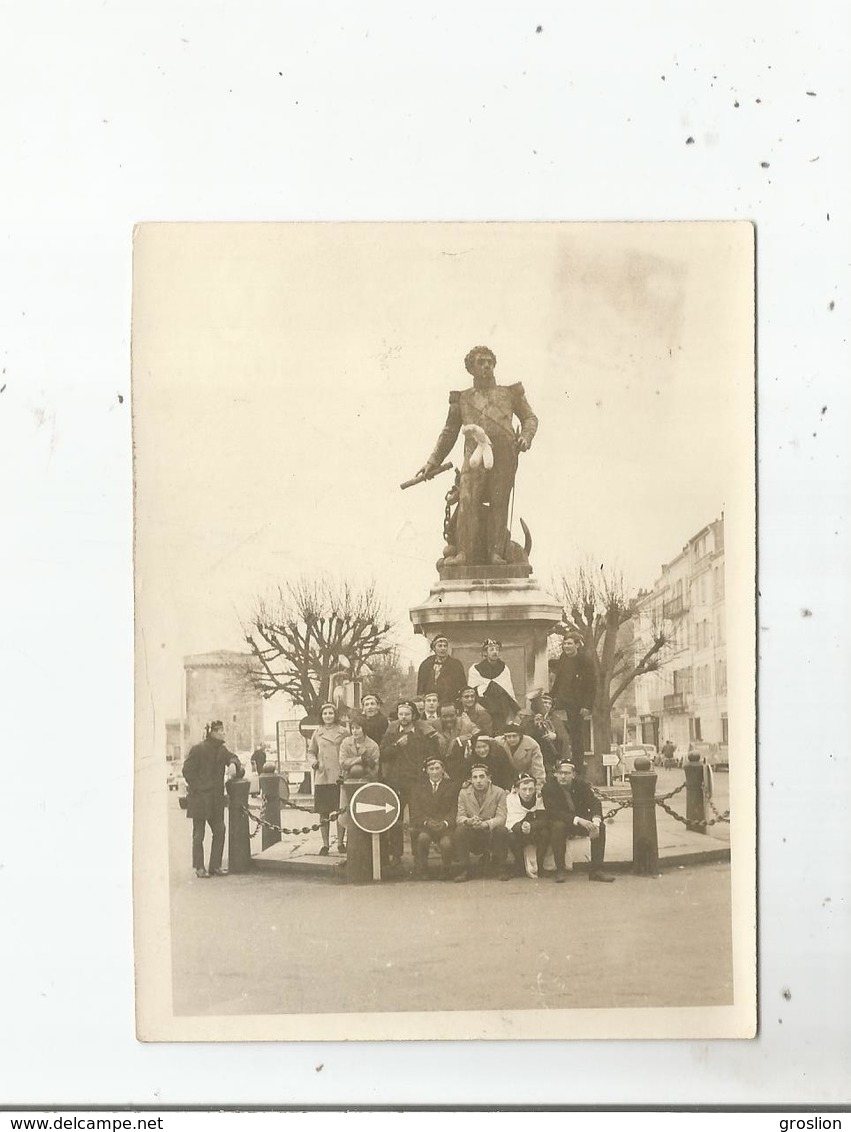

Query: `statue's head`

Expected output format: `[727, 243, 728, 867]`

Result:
[464, 346, 497, 382]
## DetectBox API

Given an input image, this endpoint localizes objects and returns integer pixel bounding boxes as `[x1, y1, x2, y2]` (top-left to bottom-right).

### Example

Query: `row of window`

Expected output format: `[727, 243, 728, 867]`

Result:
[688, 715, 729, 744]
[675, 659, 727, 698]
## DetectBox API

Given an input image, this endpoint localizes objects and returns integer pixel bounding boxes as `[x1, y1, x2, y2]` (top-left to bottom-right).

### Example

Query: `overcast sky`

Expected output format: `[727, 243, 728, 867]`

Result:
[133, 222, 753, 724]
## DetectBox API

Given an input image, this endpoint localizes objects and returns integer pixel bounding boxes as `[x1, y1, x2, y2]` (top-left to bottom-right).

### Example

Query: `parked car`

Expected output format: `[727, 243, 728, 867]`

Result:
[616, 744, 656, 778]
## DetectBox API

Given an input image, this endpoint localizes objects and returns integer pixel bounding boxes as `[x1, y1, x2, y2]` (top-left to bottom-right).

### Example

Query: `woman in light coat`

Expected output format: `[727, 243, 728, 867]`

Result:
[309, 702, 349, 855]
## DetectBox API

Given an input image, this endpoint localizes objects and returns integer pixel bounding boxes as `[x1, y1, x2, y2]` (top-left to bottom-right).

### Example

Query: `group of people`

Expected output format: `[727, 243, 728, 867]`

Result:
[183, 632, 612, 884]
[304, 633, 612, 884]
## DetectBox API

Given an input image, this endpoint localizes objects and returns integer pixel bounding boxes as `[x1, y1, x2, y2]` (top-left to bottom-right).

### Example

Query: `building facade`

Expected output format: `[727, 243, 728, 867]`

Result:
[633, 516, 728, 765]
[182, 650, 265, 757]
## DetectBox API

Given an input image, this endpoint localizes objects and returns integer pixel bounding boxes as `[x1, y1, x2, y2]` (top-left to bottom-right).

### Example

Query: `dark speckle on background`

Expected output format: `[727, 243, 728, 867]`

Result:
[801, 608, 813, 618]
[806, 90, 817, 96]
[686, 136, 695, 145]
[760, 161, 770, 168]
[828, 301, 835, 311]
[535, 25, 542, 33]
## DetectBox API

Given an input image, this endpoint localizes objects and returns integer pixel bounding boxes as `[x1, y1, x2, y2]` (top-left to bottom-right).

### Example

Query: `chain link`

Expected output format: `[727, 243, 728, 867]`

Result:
[590, 780, 687, 823]
[243, 803, 348, 837]
[654, 794, 730, 829]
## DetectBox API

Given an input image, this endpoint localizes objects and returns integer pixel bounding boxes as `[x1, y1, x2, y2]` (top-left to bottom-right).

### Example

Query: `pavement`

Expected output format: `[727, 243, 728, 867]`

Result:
[167, 777, 734, 1017]
[249, 767, 731, 879]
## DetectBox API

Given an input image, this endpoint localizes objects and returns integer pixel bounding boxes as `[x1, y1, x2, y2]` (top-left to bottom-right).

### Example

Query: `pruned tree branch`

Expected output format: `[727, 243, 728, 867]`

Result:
[242, 575, 396, 714]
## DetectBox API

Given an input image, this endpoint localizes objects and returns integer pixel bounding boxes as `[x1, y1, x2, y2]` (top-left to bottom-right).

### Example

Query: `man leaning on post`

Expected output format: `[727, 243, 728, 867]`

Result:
[182, 720, 245, 878]
[452, 763, 510, 882]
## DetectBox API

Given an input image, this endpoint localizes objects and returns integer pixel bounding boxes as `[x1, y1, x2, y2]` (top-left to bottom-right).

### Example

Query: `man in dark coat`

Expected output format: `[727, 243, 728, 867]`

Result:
[549, 631, 597, 773]
[521, 691, 570, 774]
[455, 733, 515, 791]
[416, 635, 467, 704]
[359, 694, 390, 745]
[379, 701, 441, 866]
[542, 759, 614, 884]
[182, 721, 245, 878]
[409, 756, 458, 880]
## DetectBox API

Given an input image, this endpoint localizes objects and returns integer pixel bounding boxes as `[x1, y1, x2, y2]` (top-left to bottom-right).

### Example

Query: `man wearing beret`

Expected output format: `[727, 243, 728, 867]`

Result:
[549, 631, 597, 773]
[182, 720, 245, 878]
[417, 635, 467, 705]
[505, 773, 550, 879]
[409, 756, 458, 881]
[542, 760, 615, 884]
[453, 763, 510, 882]
[493, 721, 546, 790]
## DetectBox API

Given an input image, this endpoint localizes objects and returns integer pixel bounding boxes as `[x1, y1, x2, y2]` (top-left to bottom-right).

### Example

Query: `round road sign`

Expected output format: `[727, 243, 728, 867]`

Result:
[348, 782, 401, 835]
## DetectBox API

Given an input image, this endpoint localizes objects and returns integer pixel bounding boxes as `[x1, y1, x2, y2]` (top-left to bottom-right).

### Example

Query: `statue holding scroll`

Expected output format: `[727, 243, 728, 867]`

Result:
[411, 346, 538, 568]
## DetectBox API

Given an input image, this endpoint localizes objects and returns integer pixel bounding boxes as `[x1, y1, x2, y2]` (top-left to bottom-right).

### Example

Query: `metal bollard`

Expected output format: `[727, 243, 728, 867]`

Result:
[629, 756, 659, 875]
[340, 777, 372, 884]
[226, 776, 252, 873]
[684, 752, 707, 834]
[259, 763, 288, 851]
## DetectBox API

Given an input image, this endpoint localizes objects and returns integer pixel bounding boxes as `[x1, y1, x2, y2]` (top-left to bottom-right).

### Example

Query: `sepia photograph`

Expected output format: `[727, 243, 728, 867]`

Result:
[132, 221, 756, 1041]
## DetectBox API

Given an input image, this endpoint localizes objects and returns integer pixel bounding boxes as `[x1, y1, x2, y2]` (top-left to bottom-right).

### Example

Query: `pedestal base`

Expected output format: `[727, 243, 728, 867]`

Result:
[410, 574, 563, 708]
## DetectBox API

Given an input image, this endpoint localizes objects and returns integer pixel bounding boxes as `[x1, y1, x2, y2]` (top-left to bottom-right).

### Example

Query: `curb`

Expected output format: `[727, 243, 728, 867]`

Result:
[250, 845, 730, 879]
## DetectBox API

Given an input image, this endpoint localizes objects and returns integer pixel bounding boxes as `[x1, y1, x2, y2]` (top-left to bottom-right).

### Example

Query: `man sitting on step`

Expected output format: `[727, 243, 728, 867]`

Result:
[542, 759, 615, 884]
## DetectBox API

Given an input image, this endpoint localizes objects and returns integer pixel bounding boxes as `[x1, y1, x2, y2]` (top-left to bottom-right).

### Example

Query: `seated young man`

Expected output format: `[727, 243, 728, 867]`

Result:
[493, 721, 546, 789]
[522, 691, 570, 773]
[504, 772, 550, 879]
[456, 686, 494, 738]
[421, 691, 441, 724]
[542, 759, 615, 884]
[452, 764, 510, 882]
[409, 755, 457, 881]
[456, 733, 515, 791]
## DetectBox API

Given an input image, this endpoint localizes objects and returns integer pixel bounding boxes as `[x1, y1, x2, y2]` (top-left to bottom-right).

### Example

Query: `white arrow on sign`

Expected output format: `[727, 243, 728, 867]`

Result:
[355, 801, 396, 815]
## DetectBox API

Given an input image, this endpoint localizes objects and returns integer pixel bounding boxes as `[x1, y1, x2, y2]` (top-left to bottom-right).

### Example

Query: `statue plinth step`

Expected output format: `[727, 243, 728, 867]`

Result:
[438, 564, 533, 581]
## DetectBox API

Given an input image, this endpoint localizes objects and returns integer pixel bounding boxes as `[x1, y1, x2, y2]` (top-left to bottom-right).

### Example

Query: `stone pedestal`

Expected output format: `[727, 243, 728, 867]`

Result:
[410, 572, 563, 708]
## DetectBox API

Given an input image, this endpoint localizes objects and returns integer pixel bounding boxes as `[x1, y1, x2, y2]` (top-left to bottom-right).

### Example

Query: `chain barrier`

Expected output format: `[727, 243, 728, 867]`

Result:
[705, 795, 730, 823]
[242, 803, 348, 837]
[590, 780, 687, 824]
[654, 788, 730, 829]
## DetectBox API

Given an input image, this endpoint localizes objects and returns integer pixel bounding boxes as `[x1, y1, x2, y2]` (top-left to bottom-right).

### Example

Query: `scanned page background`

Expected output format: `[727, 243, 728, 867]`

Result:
[1, 0, 848, 1105]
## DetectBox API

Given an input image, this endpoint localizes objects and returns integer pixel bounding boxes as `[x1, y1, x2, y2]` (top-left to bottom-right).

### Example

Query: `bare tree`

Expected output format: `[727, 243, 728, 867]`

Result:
[551, 560, 675, 756]
[362, 646, 417, 709]
[244, 577, 395, 716]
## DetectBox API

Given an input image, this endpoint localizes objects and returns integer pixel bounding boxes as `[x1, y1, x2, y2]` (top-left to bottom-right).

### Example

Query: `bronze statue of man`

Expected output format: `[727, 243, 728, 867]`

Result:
[414, 346, 538, 566]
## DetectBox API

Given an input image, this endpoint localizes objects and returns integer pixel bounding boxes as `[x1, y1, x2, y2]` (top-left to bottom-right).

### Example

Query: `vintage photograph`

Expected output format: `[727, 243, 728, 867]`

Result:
[133, 222, 756, 1041]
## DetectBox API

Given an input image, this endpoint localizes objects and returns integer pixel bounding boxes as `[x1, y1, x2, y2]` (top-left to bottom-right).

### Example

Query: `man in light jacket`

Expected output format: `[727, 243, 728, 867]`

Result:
[452, 764, 510, 882]
[505, 772, 550, 879]
[493, 721, 546, 789]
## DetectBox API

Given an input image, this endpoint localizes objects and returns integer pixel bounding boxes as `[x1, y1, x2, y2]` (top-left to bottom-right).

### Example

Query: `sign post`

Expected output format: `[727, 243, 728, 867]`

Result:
[348, 782, 401, 883]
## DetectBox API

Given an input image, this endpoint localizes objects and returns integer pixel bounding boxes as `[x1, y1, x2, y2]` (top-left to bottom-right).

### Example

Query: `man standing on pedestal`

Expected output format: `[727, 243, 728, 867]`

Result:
[468, 639, 519, 734]
[182, 720, 244, 879]
[412, 345, 538, 567]
[417, 634, 466, 704]
[549, 630, 597, 773]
